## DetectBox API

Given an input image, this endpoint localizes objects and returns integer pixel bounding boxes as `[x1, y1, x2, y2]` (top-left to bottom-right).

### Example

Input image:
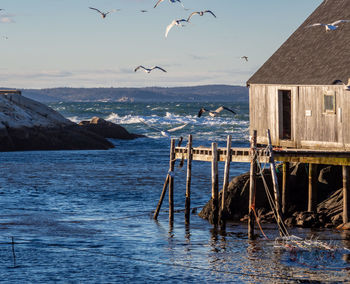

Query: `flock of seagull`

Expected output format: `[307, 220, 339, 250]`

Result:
[140, 104, 237, 138]
[2, 2, 350, 138]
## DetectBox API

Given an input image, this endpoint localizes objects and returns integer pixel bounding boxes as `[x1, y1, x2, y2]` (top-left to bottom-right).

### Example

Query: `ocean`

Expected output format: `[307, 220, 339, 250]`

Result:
[0, 101, 349, 283]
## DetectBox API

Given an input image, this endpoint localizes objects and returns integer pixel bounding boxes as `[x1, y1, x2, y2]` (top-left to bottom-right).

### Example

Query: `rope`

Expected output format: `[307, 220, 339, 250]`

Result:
[251, 206, 269, 240]
[255, 151, 290, 237]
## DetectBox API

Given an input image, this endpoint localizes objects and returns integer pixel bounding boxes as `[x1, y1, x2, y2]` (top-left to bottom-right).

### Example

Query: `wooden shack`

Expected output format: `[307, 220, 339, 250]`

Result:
[247, 0, 350, 150]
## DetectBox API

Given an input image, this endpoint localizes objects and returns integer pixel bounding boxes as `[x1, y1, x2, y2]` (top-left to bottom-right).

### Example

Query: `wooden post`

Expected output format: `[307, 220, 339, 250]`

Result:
[248, 130, 257, 239]
[185, 135, 193, 224]
[267, 129, 286, 236]
[169, 139, 176, 223]
[221, 135, 232, 212]
[211, 142, 219, 225]
[308, 163, 318, 212]
[153, 174, 170, 220]
[282, 162, 290, 215]
[342, 166, 350, 224]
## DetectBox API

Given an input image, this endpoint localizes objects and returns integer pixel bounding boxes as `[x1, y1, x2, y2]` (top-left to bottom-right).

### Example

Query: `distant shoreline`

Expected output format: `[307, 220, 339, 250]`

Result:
[3, 85, 249, 103]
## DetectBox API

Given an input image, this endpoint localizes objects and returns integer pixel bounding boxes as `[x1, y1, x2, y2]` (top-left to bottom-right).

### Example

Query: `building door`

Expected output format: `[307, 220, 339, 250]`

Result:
[279, 90, 292, 140]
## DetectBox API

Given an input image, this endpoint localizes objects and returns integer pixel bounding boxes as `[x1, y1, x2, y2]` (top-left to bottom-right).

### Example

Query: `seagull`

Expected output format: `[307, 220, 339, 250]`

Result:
[154, 0, 185, 9]
[241, 56, 248, 62]
[306, 20, 350, 31]
[332, 79, 350, 90]
[187, 10, 216, 22]
[198, 106, 236, 118]
[140, 119, 188, 138]
[134, 65, 167, 73]
[140, 10, 148, 13]
[89, 7, 120, 18]
[165, 19, 188, 37]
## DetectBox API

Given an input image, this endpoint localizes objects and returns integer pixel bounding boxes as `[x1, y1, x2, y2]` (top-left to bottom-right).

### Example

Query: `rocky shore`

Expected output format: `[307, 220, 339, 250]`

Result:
[0, 93, 143, 151]
[199, 163, 350, 230]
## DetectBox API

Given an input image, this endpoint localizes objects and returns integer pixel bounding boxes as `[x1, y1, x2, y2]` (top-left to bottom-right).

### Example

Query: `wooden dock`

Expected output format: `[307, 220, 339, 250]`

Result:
[154, 132, 350, 238]
[175, 146, 350, 166]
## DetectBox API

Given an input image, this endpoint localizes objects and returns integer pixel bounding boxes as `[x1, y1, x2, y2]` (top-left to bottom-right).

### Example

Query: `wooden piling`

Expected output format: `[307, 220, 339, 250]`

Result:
[282, 162, 290, 215]
[221, 135, 232, 212]
[153, 174, 170, 220]
[248, 130, 257, 239]
[185, 135, 193, 224]
[169, 139, 176, 222]
[211, 142, 219, 225]
[342, 166, 350, 224]
[307, 163, 318, 212]
[267, 129, 286, 236]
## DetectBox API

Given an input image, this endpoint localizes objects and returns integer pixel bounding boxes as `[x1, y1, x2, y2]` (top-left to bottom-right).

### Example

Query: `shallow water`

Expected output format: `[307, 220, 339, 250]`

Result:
[0, 102, 349, 282]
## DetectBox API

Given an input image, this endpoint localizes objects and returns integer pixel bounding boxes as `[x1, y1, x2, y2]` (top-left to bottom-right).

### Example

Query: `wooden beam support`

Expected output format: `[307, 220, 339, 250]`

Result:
[307, 163, 318, 212]
[282, 162, 290, 215]
[169, 139, 175, 223]
[153, 174, 170, 220]
[342, 166, 350, 224]
[185, 135, 193, 224]
[211, 142, 219, 225]
[221, 136, 232, 211]
[267, 129, 287, 237]
[248, 130, 257, 239]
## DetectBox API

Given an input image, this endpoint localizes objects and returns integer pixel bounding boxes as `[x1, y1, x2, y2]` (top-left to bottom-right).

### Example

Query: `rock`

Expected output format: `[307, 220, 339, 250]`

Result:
[78, 117, 145, 140]
[199, 162, 347, 229]
[317, 188, 343, 226]
[0, 93, 114, 151]
[337, 222, 350, 230]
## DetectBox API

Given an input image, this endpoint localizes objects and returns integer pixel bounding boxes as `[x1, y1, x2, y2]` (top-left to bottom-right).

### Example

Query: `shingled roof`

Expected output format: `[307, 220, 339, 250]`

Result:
[247, 0, 350, 86]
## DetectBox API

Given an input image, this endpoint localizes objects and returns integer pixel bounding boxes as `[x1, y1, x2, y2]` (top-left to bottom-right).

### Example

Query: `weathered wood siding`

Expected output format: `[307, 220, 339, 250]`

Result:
[249, 84, 349, 150]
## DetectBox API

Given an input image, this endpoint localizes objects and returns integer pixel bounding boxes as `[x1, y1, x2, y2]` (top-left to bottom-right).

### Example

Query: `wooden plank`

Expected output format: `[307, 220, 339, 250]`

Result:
[248, 130, 257, 240]
[267, 129, 287, 237]
[153, 174, 170, 220]
[307, 163, 318, 212]
[169, 139, 175, 223]
[211, 142, 219, 225]
[221, 135, 232, 211]
[343, 166, 350, 224]
[282, 162, 290, 215]
[185, 135, 192, 224]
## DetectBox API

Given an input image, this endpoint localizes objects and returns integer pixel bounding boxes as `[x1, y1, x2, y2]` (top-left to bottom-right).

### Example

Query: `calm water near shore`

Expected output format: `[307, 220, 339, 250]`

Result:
[0, 102, 349, 282]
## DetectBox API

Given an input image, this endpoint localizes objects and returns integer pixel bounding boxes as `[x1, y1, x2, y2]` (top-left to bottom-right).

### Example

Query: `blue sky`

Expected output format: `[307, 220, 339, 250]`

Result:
[0, 0, 323, 88]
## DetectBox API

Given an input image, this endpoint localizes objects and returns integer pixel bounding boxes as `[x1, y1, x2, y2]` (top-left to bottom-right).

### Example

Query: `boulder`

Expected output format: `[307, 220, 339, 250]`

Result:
[199, 162, 347, 229]
[0, 93, 114, 151]
[78, 117, 145, 140]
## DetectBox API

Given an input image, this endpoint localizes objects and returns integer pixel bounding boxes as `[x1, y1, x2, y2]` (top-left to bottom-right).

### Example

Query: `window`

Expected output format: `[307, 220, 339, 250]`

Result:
[323, 91, 335, 114]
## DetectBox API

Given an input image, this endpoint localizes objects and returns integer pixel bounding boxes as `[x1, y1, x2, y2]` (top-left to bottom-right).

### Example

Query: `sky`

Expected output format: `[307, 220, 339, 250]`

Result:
[0, 0, 323, 89]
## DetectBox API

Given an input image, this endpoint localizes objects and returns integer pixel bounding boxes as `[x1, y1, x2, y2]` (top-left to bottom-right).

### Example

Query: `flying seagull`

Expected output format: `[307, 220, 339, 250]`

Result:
[241, 56, 248, 62]
[89, 7, 120, 18]
[134, 65, 167, 73]
[198, 106, 236, 118]
[306, 20, 350, 31]
[140, 119, 188, 138]
[187, 10, 216, 22]
[154, 0, 184, 9]
[332, 79, 350, 91]
[165, 19, 188, 37]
